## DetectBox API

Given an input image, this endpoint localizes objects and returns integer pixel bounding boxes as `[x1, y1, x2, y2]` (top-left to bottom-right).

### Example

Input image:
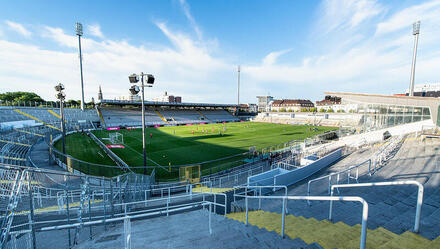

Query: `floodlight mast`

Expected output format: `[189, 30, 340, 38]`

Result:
[237, 65, 240, 106]
[76, 22, 85, 110]
[55, 83, 66, 158]
[409, 21, 420, 97]
[129, 73, 155, 174]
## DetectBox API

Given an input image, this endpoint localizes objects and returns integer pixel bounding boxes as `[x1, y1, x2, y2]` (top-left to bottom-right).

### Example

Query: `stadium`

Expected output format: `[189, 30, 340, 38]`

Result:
[2, 3, 440, 249]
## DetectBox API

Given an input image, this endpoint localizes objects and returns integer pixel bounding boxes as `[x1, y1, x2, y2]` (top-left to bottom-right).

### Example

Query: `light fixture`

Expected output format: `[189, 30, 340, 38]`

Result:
[129, 73, 140, 83]
[129, 85, 140, 95]
[412, 21, 420, 35]
[75, 22, 83, 36]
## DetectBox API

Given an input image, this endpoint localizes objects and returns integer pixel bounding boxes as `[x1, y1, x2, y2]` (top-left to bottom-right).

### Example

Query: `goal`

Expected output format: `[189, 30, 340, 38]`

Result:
[109, 132, 124, 144]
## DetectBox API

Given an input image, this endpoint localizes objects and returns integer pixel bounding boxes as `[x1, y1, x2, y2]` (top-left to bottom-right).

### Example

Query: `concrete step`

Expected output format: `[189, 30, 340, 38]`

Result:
[227, 210, 440, 249]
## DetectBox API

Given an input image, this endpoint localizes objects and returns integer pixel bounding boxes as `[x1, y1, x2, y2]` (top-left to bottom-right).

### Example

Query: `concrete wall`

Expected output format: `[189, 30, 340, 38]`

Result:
[274, 148, 342, 187]
[246, 149, 342, 190]
[247, 168, 289, 186]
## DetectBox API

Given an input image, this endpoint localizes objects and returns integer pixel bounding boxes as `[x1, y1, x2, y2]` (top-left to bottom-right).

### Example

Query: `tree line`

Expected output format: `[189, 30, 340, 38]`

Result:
[0, 91, 93, 107]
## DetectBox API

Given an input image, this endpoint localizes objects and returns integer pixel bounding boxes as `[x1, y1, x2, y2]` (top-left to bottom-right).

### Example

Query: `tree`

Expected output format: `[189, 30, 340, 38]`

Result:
[66, 100, 80, 106]
[280, 108, 287, 112]
[0, 91, 44, 102]
[319, 108, 326, 113]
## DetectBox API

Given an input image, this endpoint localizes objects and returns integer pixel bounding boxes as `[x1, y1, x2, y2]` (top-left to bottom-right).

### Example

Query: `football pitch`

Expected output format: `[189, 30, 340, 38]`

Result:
[56, 122, 336, 179]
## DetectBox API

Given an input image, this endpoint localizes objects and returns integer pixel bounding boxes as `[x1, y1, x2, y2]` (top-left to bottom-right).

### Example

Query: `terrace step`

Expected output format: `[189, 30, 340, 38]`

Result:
[227, 210, 440, 249]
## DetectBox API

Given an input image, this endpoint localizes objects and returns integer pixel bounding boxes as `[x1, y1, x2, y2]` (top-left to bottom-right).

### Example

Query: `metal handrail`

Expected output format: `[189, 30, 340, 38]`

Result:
[307, 159, 371, 204]
[233, 185, 288, 210]
[234, 193, 368, 249]
[39, 200, 220, 249]
[329, 180, 423, 233]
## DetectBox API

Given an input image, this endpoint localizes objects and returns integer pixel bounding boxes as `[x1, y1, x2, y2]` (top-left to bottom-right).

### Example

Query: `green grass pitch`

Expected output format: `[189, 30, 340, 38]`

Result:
[56, 122, 336, 179]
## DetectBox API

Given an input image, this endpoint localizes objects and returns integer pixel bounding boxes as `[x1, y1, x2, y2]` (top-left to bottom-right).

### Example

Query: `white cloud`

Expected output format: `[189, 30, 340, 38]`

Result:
[243, 0, 440, 99]
[0, 22, 233, 103]
[5, 20, 31, 37]
[315, 0, 383, 36]
[262, 49, 292, 65]
[87, 24, 104, 39]
[179, 0, 202, 40]
[376, 0, 440, 35]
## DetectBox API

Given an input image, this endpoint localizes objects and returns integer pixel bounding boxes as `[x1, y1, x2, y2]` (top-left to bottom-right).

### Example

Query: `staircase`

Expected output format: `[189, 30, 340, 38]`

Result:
[228, 137, 440, 248]
[227, 210, 440, 249]
[75, 209, 326, 249]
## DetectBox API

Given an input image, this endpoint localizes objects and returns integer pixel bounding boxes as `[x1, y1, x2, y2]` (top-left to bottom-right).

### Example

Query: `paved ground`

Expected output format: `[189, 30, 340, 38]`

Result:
[74, 210, 324, 249]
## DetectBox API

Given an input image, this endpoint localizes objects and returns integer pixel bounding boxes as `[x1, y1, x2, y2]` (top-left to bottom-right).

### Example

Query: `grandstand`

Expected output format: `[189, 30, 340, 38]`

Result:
[1, 91, 440, 249]
[98, 99, 239, 127]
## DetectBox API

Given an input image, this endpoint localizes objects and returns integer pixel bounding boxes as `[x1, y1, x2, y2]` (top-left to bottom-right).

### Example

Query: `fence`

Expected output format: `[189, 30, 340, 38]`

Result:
[0, 163, 235, 249]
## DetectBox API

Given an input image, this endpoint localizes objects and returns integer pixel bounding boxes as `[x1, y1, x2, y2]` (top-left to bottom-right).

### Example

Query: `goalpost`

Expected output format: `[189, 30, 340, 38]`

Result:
[109, 132, 124, 144]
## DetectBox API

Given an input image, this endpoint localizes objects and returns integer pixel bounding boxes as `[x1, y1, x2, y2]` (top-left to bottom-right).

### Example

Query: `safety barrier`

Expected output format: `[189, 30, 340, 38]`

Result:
[329, 180, 423, 233]
[233, 193, 369, 249]
[307, 159, 371, 204]
[39, 200, 222, 249]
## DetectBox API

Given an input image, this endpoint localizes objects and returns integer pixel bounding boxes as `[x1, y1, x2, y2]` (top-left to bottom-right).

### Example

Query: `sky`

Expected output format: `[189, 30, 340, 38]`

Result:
[0, 0, 440, 104]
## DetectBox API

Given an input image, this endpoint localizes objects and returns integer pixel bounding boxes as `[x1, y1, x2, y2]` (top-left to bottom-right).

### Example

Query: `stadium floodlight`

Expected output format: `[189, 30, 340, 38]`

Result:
[128, 72, 156, 173]
[129, 73, 140, 83]
[145, 74, 155, 84]
[412, 21, 420, 35]
[129, 85, 140, 95]
[75, 22, 83, 36]
[55, 83, 67, 159]
[54, 83, 65, 92]
[409, 21, 421, 97]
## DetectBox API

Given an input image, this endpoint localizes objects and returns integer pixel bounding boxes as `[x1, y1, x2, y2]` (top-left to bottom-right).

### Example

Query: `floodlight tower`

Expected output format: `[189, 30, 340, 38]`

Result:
[55, 83, 66, 157]
[409, 21, 420, 97]
[129, 73, 155, 174]
[237, 65, 241, 106]
[76, 22, 85, 110]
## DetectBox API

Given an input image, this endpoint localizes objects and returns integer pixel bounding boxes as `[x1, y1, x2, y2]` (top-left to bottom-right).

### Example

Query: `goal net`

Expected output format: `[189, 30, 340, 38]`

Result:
[109, 132, 124, 144]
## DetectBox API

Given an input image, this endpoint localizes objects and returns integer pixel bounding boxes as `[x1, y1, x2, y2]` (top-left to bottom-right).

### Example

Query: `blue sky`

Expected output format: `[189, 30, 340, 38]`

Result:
[0, 0, 439, 104]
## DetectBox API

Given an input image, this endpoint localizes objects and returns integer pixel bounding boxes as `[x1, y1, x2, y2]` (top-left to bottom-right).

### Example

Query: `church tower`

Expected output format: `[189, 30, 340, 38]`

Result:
[98, 85, 103, 101]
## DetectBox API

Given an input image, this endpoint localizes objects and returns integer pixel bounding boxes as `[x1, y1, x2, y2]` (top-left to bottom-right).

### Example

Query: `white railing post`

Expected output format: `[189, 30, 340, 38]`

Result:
[209, 203, 212, 235]
[214, 194, 217, 214]
[328, 175, 331, 194]
[415, 182, 424, 233]
[124, 217, 131, 249]
[360, 199, 368, 249]
[245, 195, 249, 226]
[258, 188, 262, 210]
[281, 197, 286, 238]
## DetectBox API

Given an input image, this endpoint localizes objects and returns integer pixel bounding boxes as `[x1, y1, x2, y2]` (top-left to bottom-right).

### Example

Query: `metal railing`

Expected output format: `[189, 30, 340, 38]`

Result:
[39, 200, 222, 249]
[329, 180, 423, 233]
[233, 185, 288, 210]
[307, 159, 371, 204]
[234, 193, 369, 249]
